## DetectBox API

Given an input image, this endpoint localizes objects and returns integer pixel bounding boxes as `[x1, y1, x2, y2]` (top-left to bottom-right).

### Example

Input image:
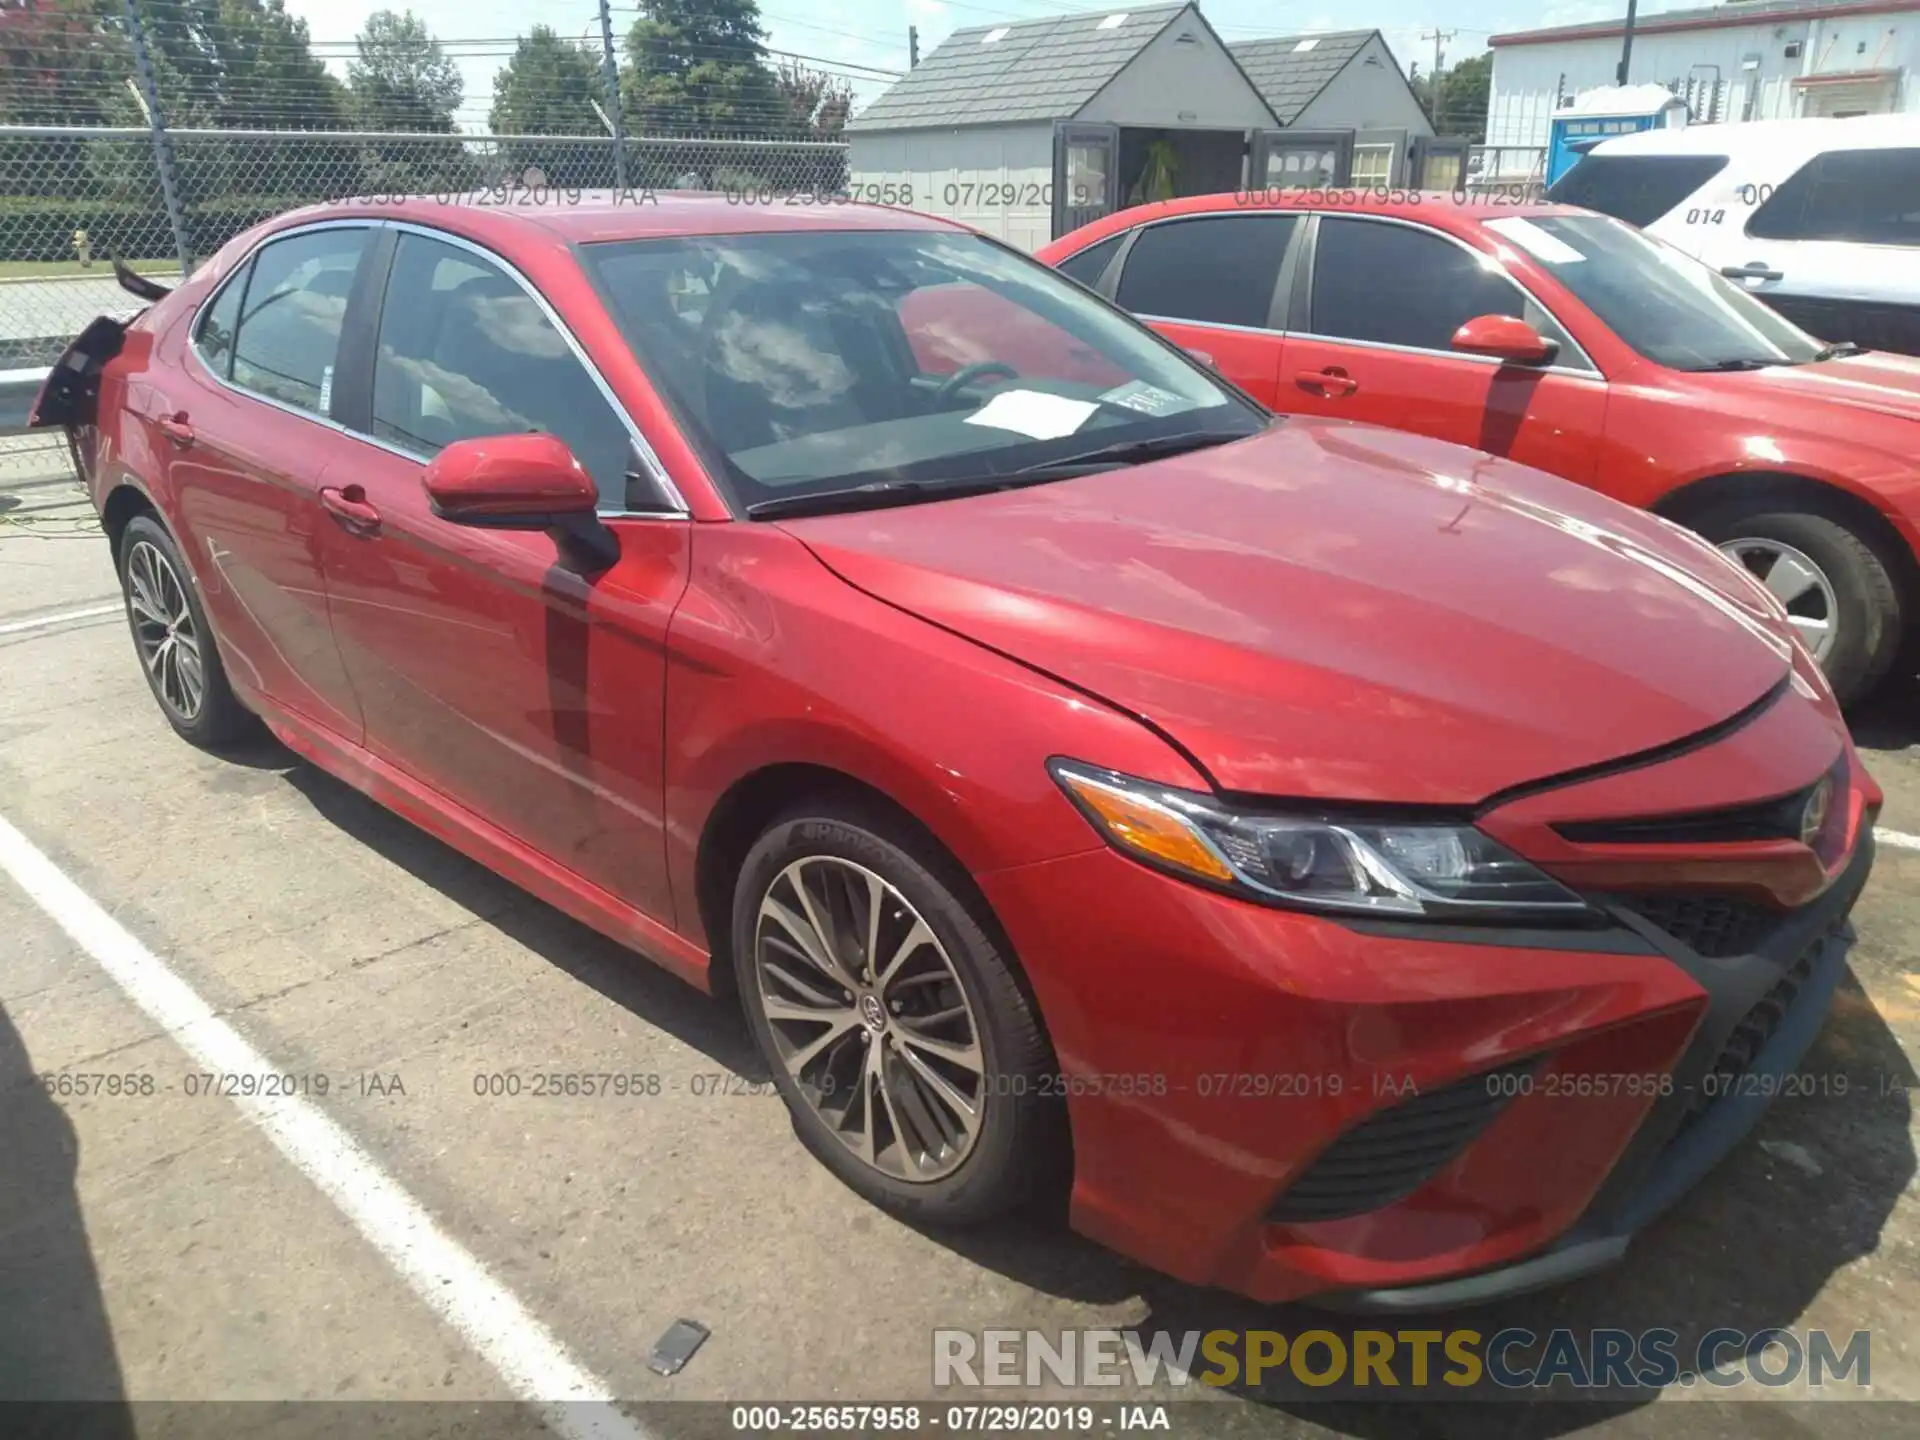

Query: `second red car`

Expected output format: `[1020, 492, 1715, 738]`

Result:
[1041, 192, 1920, 705]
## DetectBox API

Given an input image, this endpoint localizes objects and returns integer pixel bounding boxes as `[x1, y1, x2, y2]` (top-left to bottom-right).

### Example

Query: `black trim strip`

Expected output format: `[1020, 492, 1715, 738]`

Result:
[1474, 671, 1791, 819]
[332, 226, 395, 435]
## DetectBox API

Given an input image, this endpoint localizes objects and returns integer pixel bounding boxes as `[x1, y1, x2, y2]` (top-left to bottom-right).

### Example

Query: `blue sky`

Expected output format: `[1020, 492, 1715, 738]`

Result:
[285, 0, 1680, 132]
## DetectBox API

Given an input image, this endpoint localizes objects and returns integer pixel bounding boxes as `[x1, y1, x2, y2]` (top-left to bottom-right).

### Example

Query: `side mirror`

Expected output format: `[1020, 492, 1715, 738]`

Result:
[1451, 313, 1559, 367]
[421, 433, 618, 570]
[1184, 347, 1217, 370]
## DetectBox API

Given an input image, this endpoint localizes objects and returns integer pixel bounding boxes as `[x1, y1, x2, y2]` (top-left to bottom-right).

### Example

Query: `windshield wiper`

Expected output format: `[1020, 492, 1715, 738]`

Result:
[1690, 357, 1787, 372]
[744, 429, 1255, 520]
[1812, 340, 1867, 362]
[744, 473, 1057, 521]
[1007, 429, 1245, 480]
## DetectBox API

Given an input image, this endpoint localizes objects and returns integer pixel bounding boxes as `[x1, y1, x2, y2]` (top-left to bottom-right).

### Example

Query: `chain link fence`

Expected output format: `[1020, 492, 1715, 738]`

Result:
[0, 123, 849, 371]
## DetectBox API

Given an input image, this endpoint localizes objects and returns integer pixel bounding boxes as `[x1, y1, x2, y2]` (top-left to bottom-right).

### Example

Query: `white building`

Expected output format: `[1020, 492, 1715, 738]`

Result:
[1488, 0, 1920, 152]
[845, 5, 1432, 250]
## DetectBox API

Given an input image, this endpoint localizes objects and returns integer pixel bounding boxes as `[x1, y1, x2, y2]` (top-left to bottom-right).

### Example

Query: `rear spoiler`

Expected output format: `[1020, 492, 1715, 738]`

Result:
[115, 257, 172, 302]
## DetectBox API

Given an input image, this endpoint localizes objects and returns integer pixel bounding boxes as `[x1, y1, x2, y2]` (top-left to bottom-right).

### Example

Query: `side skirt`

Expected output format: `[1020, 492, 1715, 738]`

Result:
[252, 694, 714, 994]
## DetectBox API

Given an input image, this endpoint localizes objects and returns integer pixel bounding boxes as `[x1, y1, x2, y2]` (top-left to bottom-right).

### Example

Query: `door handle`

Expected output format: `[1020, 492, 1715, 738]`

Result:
[1296, 367, 1359, 398]
[319, 484, 381, 532]
[1720, 262, 1784, 283]
[156, 411, 194, 447]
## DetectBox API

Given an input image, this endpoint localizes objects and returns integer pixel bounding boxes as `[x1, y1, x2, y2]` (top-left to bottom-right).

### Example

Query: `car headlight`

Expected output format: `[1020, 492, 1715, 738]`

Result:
[1050, 760, 1595, 923]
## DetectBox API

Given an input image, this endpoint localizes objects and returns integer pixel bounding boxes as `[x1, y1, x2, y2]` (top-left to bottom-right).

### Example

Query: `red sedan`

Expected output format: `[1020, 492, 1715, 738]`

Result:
[1039, 192, 1920, 706]
[34, 195, 1877, 1308]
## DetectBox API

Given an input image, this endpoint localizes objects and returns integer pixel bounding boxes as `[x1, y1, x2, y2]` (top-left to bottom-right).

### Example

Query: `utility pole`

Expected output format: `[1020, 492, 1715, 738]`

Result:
[909, 25, 920, 67]
[1617, 0, 1639, 83]
[1422, 29, 1454, 128]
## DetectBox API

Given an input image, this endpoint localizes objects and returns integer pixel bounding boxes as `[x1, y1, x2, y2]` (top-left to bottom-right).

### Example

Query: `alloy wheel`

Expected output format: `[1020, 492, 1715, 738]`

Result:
[1719, 537, 1838, 662]
[125, 539, 206, 721]
[753, 856, 986, 1182]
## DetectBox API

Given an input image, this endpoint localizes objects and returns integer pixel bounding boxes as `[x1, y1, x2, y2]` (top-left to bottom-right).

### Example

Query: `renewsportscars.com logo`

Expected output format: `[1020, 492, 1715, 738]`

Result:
[932, 1327, 1872, 1394]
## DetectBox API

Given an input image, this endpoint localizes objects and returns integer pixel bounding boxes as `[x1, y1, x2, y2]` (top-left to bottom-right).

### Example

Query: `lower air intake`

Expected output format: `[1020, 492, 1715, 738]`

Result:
[1267, 1060, 1534, 1224]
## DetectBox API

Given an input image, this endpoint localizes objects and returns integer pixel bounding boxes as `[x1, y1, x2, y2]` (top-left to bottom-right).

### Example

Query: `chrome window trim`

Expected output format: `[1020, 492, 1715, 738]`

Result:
[1306, 211, 1603, 376]
[1282, 329, 1607, 381]
[186, 215, 691, 521]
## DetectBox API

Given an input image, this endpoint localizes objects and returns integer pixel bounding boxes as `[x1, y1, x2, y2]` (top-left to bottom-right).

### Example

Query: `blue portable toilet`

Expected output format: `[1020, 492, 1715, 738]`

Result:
[1547, 85, 1690, 184]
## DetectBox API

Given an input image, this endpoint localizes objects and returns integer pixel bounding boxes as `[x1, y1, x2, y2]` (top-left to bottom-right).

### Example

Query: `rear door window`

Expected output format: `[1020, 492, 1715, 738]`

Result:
[1547, 154, 1730, 226]
[1113, 215, 1297, 328]
[1747, 148, 1920, 246]
[193, 262, 247, 380]
[228, 227, 370, 418]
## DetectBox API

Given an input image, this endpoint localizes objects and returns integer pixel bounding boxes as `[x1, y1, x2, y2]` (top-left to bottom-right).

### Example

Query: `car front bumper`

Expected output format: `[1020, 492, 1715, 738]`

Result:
[976, 813, 1874, 1308]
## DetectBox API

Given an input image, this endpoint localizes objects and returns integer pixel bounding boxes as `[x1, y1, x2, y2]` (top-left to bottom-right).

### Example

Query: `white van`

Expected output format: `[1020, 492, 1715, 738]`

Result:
[1546, 116, 1920, 355]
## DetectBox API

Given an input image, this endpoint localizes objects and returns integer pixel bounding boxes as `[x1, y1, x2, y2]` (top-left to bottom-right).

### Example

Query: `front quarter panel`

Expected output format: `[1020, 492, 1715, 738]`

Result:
[661, 520, 1201, 948]
[1599, 373, 1920, 539]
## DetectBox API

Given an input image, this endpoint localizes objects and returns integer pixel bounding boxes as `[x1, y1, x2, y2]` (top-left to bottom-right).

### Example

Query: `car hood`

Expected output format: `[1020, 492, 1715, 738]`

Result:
[1707, 350, 1920, 425]
[782, 420, 1794, 804]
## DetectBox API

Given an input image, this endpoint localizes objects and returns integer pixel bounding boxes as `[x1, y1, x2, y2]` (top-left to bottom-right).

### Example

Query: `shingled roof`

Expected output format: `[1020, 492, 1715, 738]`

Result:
[845, 4, 1192, 132]
[1227, 30, 1375, 124]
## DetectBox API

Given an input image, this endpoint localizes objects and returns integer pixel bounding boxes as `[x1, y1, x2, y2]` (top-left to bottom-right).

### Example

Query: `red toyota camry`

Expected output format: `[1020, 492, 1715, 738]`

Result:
[1039, 191, 1920, 707]
[34, 194, 1877, 1309]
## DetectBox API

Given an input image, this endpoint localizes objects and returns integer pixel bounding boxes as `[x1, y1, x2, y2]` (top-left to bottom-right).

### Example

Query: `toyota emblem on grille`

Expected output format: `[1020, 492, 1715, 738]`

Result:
[1800, 777, 1833, 847]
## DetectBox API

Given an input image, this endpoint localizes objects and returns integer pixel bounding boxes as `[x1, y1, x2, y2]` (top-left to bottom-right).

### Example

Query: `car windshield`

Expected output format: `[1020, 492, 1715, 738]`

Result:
[579, 228, 1265, 514]
[1484, 213, 1825, 372]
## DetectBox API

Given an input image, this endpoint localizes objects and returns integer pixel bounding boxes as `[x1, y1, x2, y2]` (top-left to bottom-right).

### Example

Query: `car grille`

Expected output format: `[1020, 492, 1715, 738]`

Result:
[1679, 942, 1821, 1128]
[1554, 757, 1846, 848]
[1267, 1061, 1532, 1224]
[1616, 893, 1779, 958]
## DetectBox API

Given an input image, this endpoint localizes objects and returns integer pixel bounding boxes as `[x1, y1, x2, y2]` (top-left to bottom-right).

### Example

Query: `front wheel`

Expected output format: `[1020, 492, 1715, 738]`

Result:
[731, 802, 1065, 1224]
[1695, 506, 1902, 707]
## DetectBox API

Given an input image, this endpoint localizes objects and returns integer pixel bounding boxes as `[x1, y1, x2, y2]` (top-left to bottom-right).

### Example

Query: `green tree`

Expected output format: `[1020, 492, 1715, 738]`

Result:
[490, 26, 611, 189]
[772, 58, 850, 137]
[0, 0, 129, 129]
[348, 8, 462, 132]
[491, 26, 602, 135]
[621, 0, 781, 135]
[1420, 52, 1490, 143]
[206, 0, 347, 130]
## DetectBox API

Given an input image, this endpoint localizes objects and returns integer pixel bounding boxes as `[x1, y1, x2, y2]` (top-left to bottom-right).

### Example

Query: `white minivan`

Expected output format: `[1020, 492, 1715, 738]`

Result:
[1547, 115, 1920, 355]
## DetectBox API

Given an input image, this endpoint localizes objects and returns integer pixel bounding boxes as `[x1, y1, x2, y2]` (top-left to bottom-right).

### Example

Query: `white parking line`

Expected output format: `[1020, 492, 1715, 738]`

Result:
[0, 811, 649, 1440]
[1875, 827, 1920, 853]
[0, 602, 121, 636]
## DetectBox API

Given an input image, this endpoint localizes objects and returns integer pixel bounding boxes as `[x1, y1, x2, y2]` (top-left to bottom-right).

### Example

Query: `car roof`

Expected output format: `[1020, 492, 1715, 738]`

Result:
[272, 190, 966, 246]
[1041, 190, 1587, 250]
[1589, 113, 1920, 157]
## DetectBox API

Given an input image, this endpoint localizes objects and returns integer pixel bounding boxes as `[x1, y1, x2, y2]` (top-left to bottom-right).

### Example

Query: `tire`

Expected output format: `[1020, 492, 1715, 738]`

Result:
[1692, 505, 1902, 708]
[731, 799, 1065, 1225]
[117, 515, 253, 747]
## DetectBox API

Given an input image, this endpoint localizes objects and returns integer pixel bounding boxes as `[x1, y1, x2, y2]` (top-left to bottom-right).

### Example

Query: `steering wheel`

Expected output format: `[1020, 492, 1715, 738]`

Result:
[936, 360, 1020, 402]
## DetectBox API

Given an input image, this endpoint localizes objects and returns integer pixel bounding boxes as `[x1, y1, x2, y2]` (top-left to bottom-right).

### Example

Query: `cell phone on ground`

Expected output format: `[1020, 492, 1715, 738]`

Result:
[648, 1318, 711, 1376]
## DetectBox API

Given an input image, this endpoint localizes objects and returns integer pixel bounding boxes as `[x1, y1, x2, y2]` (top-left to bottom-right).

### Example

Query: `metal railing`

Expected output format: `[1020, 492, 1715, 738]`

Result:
[1465, 145, 1549, 188]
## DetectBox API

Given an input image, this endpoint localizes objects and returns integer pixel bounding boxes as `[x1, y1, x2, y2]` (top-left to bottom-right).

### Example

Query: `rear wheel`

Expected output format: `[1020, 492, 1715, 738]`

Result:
[118, 515, 251, 747]
[731, 801, 1064, 1224]
[1694, 505, 1901, 707]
